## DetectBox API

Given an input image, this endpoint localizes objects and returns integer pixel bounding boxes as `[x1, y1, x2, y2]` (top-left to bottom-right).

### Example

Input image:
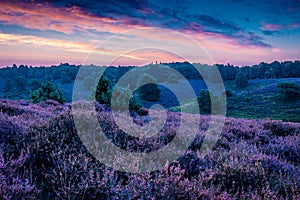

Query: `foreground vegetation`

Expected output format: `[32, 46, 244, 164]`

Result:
[0, 100, 299, 199]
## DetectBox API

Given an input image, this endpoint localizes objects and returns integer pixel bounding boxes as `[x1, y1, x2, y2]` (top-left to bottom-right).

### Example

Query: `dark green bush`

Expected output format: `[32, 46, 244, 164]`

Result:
[235, 72, 248, 89]
[222, 89, 233, 98]
[95, 76, 146, 115]
[95, 76, 111, 105]
[137, 74, 161, 102]
[30, 81, 65, 104]
[111, 85, 146, 115]
[197, 90, 211, 114]
[29, 80, 42, 91]
[277, 82, 300, 99]
[225, 89, 233, 97]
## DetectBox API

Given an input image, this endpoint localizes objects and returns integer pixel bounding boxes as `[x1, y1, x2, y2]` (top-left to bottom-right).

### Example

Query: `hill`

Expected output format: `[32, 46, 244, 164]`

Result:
[169, 78, 300, 122]
[1, 62, 299, 122]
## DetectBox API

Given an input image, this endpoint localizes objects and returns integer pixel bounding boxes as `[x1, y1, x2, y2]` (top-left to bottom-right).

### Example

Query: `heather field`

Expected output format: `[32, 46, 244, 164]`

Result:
[0, 100, 299, 199]
[1, 0, 300, 199]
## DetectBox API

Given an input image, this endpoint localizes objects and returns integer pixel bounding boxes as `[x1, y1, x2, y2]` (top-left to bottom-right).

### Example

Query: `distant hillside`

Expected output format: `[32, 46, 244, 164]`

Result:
[0, 61, 299, 122]
[170, 78, 300, 122]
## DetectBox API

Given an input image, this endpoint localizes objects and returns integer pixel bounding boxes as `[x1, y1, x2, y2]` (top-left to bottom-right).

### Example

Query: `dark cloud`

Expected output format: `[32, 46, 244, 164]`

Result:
[235, 32, 272, 47]
[176, 14, 271, 47]
[275, 0, 300, 12]
[193, 15, 242, 32]
[262, 30, 282, 36]
[244, 18, 250, 22]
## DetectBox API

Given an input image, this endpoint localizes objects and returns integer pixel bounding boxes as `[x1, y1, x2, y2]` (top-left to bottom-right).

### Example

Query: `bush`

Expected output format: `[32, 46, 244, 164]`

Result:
[235, 72, 248, 89]
[137, 74, 161, 102]
[222, 89, 233, 98]
[197, 90, 211, 114]
[95, 76, 111, 105]
[29, 80, 42, 91]
[94, 76, 146, 115]
[277, 82, 300, 99]
[111, 85, 146, 115]
[30, 81, 65, 104]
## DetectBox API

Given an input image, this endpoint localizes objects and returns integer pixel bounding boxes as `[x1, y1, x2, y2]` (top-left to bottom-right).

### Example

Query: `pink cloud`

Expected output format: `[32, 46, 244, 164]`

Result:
[261, 22, 300, 31]
[287, 23, 300, 29]
[0, 2, 143, 35]
[261, 23, 285, 31]
[0, 32, 149, 67]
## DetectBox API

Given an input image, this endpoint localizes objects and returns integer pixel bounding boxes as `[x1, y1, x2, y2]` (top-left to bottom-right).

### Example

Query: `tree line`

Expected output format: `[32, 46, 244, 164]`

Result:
[1, 60, 300, 82]
[1, 60, 299, 100]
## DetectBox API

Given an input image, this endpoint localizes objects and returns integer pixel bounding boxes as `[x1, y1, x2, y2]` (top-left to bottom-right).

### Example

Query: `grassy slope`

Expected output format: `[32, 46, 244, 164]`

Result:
[226, 78, 300, 122]
[1, 77, 299, 122]
[170, 78, 300, 122]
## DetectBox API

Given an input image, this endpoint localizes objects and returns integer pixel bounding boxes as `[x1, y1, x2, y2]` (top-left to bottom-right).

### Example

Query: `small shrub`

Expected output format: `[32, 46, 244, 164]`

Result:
[94, 76, 146, 115]
[95, 76, 111, 105]
[197, 90, 211, 114]
[30, 81, 65, 104]
[136, 74, 161, 102]
[277, 82, 300, 99]
[225, 89, 233, 97]
[111, 85, 146, 115]
[235, 72, 248, 89]
[29, 80, 42, 91]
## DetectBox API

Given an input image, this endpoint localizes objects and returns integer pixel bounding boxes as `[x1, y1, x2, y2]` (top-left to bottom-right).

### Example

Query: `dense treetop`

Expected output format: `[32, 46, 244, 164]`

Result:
[1, 61, 300, 83]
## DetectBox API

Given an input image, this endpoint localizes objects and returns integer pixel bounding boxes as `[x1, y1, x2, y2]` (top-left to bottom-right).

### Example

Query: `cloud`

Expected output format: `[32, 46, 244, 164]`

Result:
[175, 14, 271, 48]
[260, 22, 300, 35]
[0, 33, 146, 61]
[189, 15, 242, 33]
[0, 33, 95, 53]
[276, 0, 300, 13]
[1, 0, 299, 67]
[261, 23, 285, 32]
[0, 1, 143, 35]
[0, 0, 272, 49]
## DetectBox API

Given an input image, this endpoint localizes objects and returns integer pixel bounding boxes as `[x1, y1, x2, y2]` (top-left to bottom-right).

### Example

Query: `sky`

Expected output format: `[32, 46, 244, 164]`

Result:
[0, 0, 299, 67]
